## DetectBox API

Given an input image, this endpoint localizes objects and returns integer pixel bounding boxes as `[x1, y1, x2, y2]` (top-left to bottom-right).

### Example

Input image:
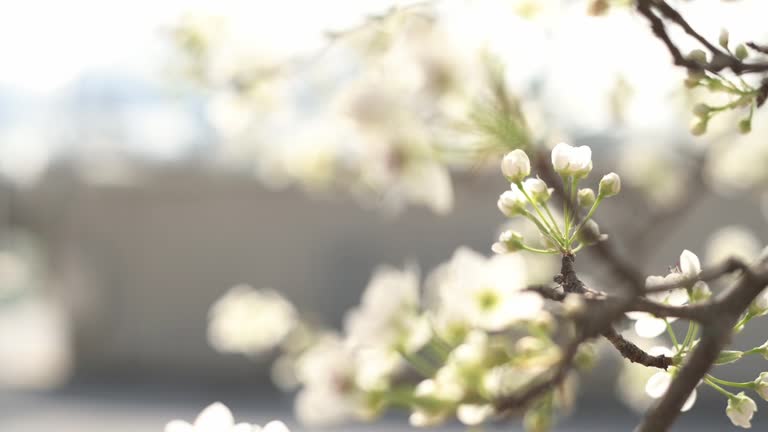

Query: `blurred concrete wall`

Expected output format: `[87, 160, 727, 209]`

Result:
[13, 166, 768, 392]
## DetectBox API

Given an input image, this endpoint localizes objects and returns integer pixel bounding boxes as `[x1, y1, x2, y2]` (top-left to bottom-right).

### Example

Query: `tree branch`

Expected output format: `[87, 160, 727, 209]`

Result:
[636, 255, 768, 431]
[635, 0, 768, 75]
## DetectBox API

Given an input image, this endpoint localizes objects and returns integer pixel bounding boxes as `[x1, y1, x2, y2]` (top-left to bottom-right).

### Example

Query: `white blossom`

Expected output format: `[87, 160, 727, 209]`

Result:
[457, 404, 494, 426]
[207, 285, 297, 355]
[491, 230, 524, 254]
[522, 177, 551, 202]
[164, 402, 289, 432]
[497, 188, 528, 217]
[428, 247, 543, 333]
[706, 226, 762, 266]
[628, 250, 698, 338]
[344, 265, 430, 354]
[294, 334, 361, 426]
[550, 142, 592, 177]
[727, 392, 757, 428]
[644, 371, 697, 412]
[500, 149, 531, 183]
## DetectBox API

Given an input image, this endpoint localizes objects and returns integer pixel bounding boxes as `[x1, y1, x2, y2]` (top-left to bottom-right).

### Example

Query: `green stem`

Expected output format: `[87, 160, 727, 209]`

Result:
[706, 375, 756, 390]
[523, 210, 562, 248]
[734, 312, 754, 332]
[704, 378, 738, 398]
[665, 319, 680, 351]
[400, 351, 435, 377]
[521, 245, 559, 254]
[542, 201, 564, 238]
[516, 182, 562, 243]
[681, 322, 697, 353]
[563, 176, 572, 241]
[568, 197, 603, 244]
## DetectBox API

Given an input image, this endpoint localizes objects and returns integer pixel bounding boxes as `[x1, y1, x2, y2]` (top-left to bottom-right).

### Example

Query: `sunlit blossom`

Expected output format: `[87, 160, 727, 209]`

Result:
[207, 285, 297, 355]
[165, 402, 289, 432]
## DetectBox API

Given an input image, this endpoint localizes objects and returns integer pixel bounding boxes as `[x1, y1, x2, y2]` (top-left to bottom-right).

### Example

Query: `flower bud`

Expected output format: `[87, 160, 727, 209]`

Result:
[551, 142, 592, 177]
[501, 149, 530, 183]
[497, 189, 527, 217]
[686, 49, 707, 64]
[491, 230, 525, 254]
[739, 118, 752, 134]
[690, 281, 711, 302]
[692, 103, 711, 118]
[735, 44, 748, 61]
[715, 350, 744, 365]
[690, 120, 707, 136]
[577, 188, 596, 208]
[577, 220, 607, 245]
[748, 289, 768, 317]
[719, 29, 730, 49]
[755, 372, 768, 401]
[523, 178, 552, 202]
[598, 172, 621, 197]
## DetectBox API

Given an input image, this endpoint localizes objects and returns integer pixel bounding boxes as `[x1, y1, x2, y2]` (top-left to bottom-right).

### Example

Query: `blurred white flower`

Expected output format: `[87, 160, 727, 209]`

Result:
[457, 403, 494, 426]
[618, 143, 686, 209]
[551, 142, 592, 177]
[165, 402, 289, 432]
[0, 296, 72, 389]
[706, 226, 762, 266]
[207, 285, 297, 355]
[408, 372, 465, 427]
[344, 264, 430, 354]
[644, 370, 696, 412]
[726, 392, 757, 428]
[428, 247, 542, 333]
[294, 333, 365, 426]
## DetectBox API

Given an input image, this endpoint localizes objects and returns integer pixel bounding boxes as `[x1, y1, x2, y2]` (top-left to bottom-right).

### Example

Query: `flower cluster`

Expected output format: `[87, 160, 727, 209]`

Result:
[165, 402, 289, 432]
[289, 249, 567, 428]
[494, 143, 620, 256]
[684, 31, 761, 136]
[618, 248, 768, 429]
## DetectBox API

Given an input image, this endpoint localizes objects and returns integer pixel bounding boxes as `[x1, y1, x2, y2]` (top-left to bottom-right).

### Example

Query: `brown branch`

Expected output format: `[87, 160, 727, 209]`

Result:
[644, 256, 748, 293]
[635, 0, 768, 75]
[493, 333, 582, 412]
[602, 327, 672, 369]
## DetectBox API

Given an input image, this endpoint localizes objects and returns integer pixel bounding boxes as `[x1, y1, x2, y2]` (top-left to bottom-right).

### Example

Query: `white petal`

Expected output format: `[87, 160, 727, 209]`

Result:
[648, 346, 674, 358]
[194, 402, 235, 431]
[679, 250, 701, 277]
[666, 288, 689, 306]
[645, 372, 671, 398]
[681, 389, 697, 412]
[262, 420, 291, 432]
[626, 311, 650, 320]
[164, 421, 194, 432]
[233, 423, 257, 432]
[635, 317, 668, 338]
[457, 404, 493, 426]
[551, 142, 571, 172]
